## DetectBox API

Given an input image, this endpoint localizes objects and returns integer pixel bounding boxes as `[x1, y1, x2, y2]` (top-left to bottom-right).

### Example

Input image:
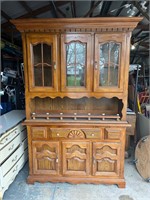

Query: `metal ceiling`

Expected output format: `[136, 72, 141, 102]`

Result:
[1, 0, 150, 60]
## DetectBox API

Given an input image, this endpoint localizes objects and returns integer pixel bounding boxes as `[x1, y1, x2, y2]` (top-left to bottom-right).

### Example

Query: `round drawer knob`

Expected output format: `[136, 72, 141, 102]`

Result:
[57, 133, 59, 136]
[92, 133, 94, 136]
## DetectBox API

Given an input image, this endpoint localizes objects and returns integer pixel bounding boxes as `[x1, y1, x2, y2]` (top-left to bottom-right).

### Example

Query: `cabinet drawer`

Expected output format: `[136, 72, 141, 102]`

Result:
[82, 129, 102, 139]
[49, 128, 102, 139]
[0, 127, 19, 149]
[0, 134, 22, 164]
[2, 155, 25, 188]
[104, 128, 123, 140]
[31, 127, 47, 139]
[49, 128, 70, 138]
[1, 145, 24, 176]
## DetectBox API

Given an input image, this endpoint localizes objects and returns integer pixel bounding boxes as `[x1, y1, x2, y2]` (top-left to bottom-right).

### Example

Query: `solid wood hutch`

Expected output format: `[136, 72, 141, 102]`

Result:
[12, 17, 142, 188]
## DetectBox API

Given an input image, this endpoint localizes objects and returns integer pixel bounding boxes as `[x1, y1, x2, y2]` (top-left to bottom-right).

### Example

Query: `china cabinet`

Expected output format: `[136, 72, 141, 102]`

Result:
[12, 17, 142, 188]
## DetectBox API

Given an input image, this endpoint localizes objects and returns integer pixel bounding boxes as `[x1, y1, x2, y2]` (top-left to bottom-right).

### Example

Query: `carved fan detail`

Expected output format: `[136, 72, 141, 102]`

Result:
[68, 129, 85, 138]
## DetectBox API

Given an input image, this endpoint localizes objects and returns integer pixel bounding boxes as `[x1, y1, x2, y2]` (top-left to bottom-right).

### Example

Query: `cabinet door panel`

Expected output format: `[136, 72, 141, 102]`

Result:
[26, 33, 58, 92]
[61, 34, 92, 92]
[32, 141, 60, 175]
[94, 33, 126, 92]
[92, 142, 120, 177]
[62, 141, 90, 176]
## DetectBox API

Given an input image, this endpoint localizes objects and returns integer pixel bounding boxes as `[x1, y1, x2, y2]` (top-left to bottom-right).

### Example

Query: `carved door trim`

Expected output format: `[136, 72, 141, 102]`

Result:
[62, 141, 90, 176]
[92, 142, 121, 177]
[32, 141, 60, 175]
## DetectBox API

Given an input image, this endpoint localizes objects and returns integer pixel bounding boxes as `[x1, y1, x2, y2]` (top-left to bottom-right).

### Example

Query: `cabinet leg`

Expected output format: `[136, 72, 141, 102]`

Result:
[117, 182, 126, 188]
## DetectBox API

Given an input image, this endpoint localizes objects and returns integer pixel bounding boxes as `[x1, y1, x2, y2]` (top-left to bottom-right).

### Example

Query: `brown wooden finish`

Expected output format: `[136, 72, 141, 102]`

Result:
[12, 17, 142, 187]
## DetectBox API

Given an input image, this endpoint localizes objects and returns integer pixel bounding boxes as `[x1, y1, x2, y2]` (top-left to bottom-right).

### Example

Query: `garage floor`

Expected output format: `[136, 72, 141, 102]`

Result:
[3, 152, 150, 200]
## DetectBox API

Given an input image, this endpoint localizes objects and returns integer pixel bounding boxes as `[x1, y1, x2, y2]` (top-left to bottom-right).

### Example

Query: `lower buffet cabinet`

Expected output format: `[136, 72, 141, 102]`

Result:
[27, 125, 126, 188]
[0, 123, 28, 199]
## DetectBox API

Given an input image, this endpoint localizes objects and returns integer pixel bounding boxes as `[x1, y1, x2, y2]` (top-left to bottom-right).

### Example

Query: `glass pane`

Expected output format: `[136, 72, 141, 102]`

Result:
[34, 66, 42, 86]
[110, 43, 120, 65]
[44, 66, 52, 86]
[43, 43, 52, 64]
[33, 44, 41, 65]
[66, 42, 86, 87]
[110, 65, 118, 86]
[99, 42, 120, 87]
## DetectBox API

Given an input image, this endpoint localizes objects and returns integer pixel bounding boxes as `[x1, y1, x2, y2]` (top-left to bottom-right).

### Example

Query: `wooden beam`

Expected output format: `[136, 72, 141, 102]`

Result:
[89, 1, 95, 17]
[2, 1, 70, 28]
[56, 6, 66, 18]
[132, 1, 150, 21]
[1, 10, 11, 21]
[19, 1, 32, 13]
[133, 30, 143, 39]
[101, 1, 112, 16]
[71, 1, 76, 18]
[49, 1, 66, 18]
[136, 24, 149, 30]
[115, 1, 128, 16]
[133, 35, 149, 45]
[49, 1, 59, 17]
[84, 1, 102, 17]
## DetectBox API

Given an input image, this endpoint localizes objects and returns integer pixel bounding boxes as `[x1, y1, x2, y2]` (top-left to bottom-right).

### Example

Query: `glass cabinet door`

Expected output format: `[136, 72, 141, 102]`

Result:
[94, 34, 126, 92]
[61, 34, 91, 92]
[27, 33, 58, 92]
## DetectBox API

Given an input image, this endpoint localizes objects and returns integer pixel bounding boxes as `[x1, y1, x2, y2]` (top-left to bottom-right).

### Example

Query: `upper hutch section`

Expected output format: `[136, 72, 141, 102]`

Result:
[11, 17, 142, 99]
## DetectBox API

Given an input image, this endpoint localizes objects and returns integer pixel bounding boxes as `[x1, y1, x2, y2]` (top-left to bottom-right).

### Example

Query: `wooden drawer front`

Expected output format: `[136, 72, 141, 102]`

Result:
[0, 127, 19, 149]
[0, 134, 21, 164]
[1, 145, 24, 176]
[49, 128, 70, 138]
[104, 128, 123, 141]
[82, 129, 102, 139]
[49, 128, 102, 139]
[2, 155, 25, 188]
[31, 127, 47, 139]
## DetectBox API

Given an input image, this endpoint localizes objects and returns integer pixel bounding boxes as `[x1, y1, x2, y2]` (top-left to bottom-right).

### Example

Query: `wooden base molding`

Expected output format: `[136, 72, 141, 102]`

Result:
[27, 175, 126, 188]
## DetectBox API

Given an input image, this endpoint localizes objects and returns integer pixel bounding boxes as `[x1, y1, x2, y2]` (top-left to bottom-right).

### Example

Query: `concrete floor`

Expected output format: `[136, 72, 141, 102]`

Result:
[3, 153, 150, 200]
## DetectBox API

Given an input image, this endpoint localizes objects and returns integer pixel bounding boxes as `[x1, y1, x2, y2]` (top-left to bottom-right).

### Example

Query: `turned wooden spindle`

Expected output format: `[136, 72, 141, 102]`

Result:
[102, 113, 105, 121]
[74, 113, 77, 120]
[46, 112, 49, 120]
[88, 113, 91, 120]
[60, 113, 63, 120]
[117, 114, 120, 121]
[32, 112, 36, 120]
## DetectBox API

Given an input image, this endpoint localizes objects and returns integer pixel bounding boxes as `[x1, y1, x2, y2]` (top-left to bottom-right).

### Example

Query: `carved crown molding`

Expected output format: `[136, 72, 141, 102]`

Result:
[11, 17, 143, 33]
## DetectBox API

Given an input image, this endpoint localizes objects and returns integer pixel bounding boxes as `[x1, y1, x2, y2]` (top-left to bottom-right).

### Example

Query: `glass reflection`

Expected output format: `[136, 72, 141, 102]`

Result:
[66, 41, 86, 87]
[33, 43, 52, 87]
[99, 42, 120, 87]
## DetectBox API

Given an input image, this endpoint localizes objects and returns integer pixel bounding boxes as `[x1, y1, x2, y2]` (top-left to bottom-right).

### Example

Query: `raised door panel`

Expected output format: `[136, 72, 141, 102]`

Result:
[61, 34, 92, 92]
[94, 33, 126, 93]
[26, 33, 58, 92]
[32, 141, 60, 175]
[92, 142, 121, 177]
[62, 141, 90, 176]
